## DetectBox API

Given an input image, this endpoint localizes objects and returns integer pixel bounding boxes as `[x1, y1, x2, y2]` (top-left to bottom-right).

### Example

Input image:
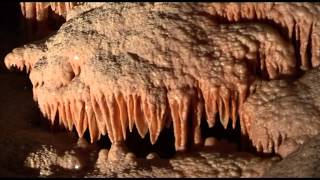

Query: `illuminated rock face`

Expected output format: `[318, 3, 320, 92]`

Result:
[4, 2, 320, 159]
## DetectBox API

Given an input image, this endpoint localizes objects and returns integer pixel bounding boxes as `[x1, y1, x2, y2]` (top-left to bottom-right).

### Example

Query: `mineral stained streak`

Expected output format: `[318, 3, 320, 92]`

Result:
[5, 2, 320, 156]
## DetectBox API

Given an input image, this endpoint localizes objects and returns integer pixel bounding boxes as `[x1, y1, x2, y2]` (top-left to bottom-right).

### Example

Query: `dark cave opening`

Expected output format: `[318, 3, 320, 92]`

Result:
[75, 112, 265, 159]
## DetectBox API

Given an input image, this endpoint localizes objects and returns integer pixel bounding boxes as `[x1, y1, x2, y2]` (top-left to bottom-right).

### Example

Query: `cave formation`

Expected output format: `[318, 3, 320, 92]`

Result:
[2, 2, 320, 178]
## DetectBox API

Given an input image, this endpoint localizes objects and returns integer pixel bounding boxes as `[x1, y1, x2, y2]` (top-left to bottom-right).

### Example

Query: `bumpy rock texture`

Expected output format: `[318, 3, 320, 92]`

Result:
[264, 134, 320, 177]
[240, 66, 320, 157]
[89, 146, 279, 178]
[3, 2, 320, 178]
[5, 2, 299, 152]
[201, 2, 320, 71]
[0, 72, 280, 178]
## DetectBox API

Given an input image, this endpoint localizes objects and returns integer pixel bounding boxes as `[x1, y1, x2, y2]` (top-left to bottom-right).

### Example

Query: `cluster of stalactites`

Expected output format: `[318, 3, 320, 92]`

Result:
[19, 2, 79, 41]
[204, 2, 320, 70]
[34, 81, 248, 151]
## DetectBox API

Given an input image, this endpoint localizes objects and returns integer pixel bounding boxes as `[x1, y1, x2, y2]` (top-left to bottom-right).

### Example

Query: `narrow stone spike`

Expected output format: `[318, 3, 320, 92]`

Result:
[218, 97, 228, 129]
[65, 100, 74, 131]
[57, 2, 62, 15]
[192, 99, 203, 146]
[48, 103, 55, 125]
[116, 93, 128, 140]
[238, 84, 248, 109]
[82, 112, 89, 138]
[56, 105, 64, 129]
[207, 87, 218, 128]
[41, 102, 47, 119]
[26, 64, 30, 73]
[20, 3, 26, 16]
[262, 140, 269, 153]
[32, 88, 38, 101]
[251, 136, 256, 149]
[70, 100, 79, 135]
[221, 87, 231, 128]
[75, 100, 84, 121]
[142, 97, 151, 126]
[262, 137, 268, 153]
[45, 103, 51, 120]
[127, 94, 135, 132]
[108, 94, 123, 142]
[201, 87, 212, 125]
[300, 22, 312, 70]
[256, 141, 263, 153]
[65, 2, 70, 12]
[99, 95, 114, 143]
[86, 106, 100, 143]
[36, 3, 47, 22]
[39, 102, 46, 118]
[74, 100, 81, 123]
[157, 104, 167, 133]
[91, 94, 106, 135]
[231, 92, 238, 129]
[70, 102, 79, 134]
[281, 132, 286, 145]
[176, 91, 192, 151]
[239, 113, 248, 135]
[311, 25, 320, 67]
[274, 132, 280, 153]
[63, 102, 72, 131]
[57, 104, 67, 128]
[154, 104, 166, 143]
[149, 103, 158, 145]
[133, 95, 148, 138]
[77, 101, 87, 137]
[50, 2, 56, 11]
[155, 106, 163, 142]
[268, 138, 274, 153]
[25, 3, 36, 39]
[58, 102, 65, 125]
[168, 97, 181, 151]
[179, 97, 190, 150]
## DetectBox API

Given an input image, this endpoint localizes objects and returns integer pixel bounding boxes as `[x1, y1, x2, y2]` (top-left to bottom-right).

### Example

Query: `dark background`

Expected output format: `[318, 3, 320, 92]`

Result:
[0, 3, 22, 71]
